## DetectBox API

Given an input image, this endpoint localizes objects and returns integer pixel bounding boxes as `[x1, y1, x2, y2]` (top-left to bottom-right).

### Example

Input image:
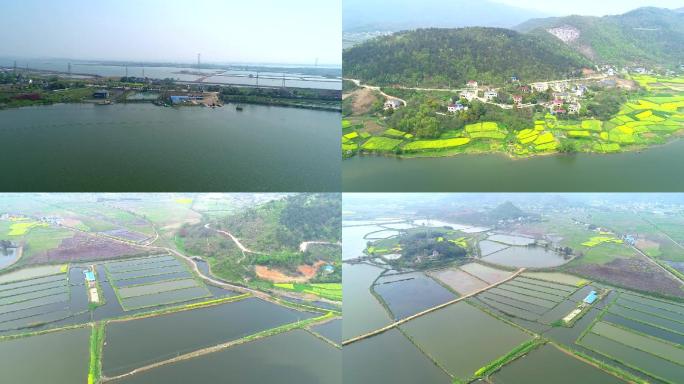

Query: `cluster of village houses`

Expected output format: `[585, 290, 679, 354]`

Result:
[381, 65, 682, 115]
[447, 78, 588, 115]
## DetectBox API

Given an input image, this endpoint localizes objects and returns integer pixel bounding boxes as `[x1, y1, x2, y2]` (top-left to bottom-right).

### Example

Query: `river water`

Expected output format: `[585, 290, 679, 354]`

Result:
[0, 103, 340, 191]
[343, 139, 684, 191]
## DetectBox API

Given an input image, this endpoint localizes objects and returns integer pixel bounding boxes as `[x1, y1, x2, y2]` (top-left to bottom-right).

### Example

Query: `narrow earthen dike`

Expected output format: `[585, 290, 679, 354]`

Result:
[341, 268, 525, 346]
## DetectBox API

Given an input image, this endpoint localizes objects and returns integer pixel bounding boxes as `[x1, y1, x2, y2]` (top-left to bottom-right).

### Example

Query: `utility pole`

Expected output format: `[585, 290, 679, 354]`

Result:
[256, 72, 259, 87]
[13, 60, 17, 72]
[282, 73, 285, 88]
[197, 53, 201, 72]
[125, 65, 128, 78]
[142, 63, 145, 78]
[68, 63, 71, 76]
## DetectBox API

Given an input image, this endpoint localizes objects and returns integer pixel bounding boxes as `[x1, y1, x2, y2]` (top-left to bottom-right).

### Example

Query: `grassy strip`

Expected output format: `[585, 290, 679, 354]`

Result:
[272, 297, 340, 316]
[88, 322, 105, 384]
[472, 337, 543, 379]
[239, 311, 337, 343]
[0, 322, 90, 342]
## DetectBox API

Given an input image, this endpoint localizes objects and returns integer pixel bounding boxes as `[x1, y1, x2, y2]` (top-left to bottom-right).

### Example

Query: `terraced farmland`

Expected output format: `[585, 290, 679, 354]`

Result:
[104, 255, 211, 311]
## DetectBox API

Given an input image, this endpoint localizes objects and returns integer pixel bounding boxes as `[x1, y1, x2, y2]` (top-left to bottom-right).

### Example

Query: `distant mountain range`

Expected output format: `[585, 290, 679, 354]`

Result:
[343, 0, 548, 32]
[515, 7, 684, 67]
[344, 27, 591, 87]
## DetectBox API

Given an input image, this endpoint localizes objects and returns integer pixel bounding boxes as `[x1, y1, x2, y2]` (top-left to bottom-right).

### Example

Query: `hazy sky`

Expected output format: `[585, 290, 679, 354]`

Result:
[492, 0, 683, 16]
[2, 0, 341, 65]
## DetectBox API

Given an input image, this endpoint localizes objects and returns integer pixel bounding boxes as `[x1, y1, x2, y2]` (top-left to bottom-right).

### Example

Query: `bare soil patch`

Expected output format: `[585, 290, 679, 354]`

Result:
[255, 261, 326, 283]
[350, 88, 379, 115]
[30, 233, 145, 264]
[429, 268, 488, 295]
[567, 257, 684, 298]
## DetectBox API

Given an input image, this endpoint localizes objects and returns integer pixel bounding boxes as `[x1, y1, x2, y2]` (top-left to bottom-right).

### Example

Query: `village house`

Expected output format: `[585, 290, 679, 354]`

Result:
[383, 99, 402, 110]
[574, 85, 587, 98]
[459, 90, 476, 101]
[447, 102, 468, 113]
[551, 82, 568, 92]
[568, 102, 581, 114]
[484, 90, 498, 101]
[466, 80, 478, 88]
[512, 95, 523, 105]
[518, 85, 531, 94]
[532, 82, 548, 92]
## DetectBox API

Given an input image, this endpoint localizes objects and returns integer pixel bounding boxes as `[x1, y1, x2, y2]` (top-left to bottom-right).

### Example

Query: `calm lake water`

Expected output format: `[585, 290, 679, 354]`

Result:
[0, 103, 340, 191]
[343, 139, 684, 191]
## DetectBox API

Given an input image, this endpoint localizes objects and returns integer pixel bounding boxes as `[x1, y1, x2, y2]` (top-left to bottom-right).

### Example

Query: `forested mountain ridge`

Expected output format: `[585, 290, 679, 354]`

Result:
[221, 193, 341, 252]
[343, 27, 591, 87]
[515, 7, 684, 67]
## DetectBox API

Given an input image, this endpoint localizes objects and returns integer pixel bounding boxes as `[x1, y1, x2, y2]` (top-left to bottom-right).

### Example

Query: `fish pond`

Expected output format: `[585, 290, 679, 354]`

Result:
[112, 330, 341, 384]
[0, 327, 90, 383]
[102, 297, 316, 377]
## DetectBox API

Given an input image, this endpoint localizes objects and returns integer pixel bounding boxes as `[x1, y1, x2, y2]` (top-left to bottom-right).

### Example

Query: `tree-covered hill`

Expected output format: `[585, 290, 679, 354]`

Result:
[343, 27, 591, 87]
[176, 193, 341, 284]
[221, 193, 341, 252]
[516, 7, 684, 67]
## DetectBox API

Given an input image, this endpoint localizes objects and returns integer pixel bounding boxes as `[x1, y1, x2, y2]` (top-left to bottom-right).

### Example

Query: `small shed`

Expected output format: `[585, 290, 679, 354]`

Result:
[583, 291, 598, 304]
[84, 270, 96, 282]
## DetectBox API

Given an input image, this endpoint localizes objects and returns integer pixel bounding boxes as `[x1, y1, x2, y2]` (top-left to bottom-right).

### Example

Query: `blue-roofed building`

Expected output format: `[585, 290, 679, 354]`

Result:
[322, 265, 335, 274]
[84, 270, 96, 282]
[583, 290, 597, 304]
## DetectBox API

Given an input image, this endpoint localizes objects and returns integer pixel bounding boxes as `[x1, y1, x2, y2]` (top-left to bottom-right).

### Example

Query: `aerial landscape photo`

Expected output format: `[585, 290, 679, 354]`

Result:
[0, 0, 341, 192]
[343, 193, 684, 383]
[0, 193, 341, 383]
[341, 0, 684, 191]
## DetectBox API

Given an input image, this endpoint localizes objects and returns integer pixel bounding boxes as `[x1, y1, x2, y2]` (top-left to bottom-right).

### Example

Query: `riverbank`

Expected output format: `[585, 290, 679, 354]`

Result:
[342, 138, 684, 191]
